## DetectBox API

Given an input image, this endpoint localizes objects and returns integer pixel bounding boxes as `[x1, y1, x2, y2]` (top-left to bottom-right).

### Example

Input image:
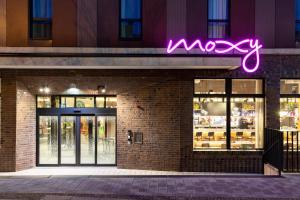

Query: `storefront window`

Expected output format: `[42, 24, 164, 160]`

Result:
[231, 98, 264, 149]
[193, 79, 264, 150]
[61, 97, 75, 108]
[37, 96, 51, 108]
[106, 97, 117, 108]
[281, 80, 300, 94]
[232, 79, 263, 94]
[194, 79, 225, 94]
[76, 97, 94, 108]
[193, 98, 227, 149]
[96, 97, 105, 108]
[280, 98, 300, 131]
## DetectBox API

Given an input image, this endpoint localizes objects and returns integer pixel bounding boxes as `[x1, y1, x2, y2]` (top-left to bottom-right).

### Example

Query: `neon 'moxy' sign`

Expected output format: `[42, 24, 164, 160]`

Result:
[167, 39, 263, 73]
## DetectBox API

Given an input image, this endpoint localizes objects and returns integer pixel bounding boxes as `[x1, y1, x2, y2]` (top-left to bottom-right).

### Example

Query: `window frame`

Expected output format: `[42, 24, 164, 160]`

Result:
[119, 0, 143, 41]
[296, 0, 300, 42]
[207, 0, 231, 39]
[29, 0, 53, 40]
[36, 95, 117, 109]
[193, 78, 265, 151]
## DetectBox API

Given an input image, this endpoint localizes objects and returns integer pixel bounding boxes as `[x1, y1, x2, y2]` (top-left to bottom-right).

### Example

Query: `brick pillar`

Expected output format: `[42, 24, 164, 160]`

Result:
[16, 81, 36, 171]
[265, 68, 281, 130]
[0, 71, 17, 172]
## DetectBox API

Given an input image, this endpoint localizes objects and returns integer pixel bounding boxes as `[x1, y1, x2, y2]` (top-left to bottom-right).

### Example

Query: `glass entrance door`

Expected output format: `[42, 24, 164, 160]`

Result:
[38, 114, 116, 166]
[80, 116, 96, 164]
[61, 116, 76, 164]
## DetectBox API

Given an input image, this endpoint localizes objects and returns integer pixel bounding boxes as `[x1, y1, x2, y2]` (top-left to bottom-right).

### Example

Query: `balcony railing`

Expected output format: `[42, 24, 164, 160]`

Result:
[263, 128, 283, 175]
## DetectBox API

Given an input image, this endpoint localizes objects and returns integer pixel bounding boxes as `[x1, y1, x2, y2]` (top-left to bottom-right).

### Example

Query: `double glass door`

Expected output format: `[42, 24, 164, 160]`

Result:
[38, 115, 116, 165]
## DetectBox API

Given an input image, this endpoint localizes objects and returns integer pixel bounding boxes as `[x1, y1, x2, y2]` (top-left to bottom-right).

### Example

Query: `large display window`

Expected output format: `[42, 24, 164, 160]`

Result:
[193, 79, 264, 150]
[280, 80, 300, 150]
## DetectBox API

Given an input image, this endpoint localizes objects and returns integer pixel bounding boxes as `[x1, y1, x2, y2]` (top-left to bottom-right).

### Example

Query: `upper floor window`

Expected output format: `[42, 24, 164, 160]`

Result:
[208, 0, 229, 39]
[30, 0, 52, 40]
[120, 0, 142, 40]
[296, 0, 300, 42]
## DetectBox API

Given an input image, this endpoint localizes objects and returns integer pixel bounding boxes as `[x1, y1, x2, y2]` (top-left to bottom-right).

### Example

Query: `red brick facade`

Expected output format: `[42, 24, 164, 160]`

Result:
[0, 53, 292, 173]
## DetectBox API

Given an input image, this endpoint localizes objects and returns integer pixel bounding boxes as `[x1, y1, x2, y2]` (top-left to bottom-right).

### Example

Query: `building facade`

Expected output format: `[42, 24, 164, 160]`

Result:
[0, 0, 298, 173]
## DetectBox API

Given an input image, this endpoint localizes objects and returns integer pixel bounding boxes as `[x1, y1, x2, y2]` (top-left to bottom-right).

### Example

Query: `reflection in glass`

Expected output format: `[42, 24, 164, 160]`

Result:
[96, 97, 105, 108]
[97, 116, 116, 164]
[231, 98, 264, 149]
[193, 98, 227, 149]
[61, 97, 75, 108]
[37, 96, 51, 108]
[61, 116, 76, 164]
[106, 97, 117, 108]
[39, 116, 58, 164]
[76, 97, 94, 108]
[80, 116, 95, 164]
[194, 79, 225, 94]
[232, 79, 263, 94]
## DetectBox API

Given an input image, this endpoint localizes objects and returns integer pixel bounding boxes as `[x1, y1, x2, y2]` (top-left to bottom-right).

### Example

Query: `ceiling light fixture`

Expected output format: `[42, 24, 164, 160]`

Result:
[98, 85, 106, 94]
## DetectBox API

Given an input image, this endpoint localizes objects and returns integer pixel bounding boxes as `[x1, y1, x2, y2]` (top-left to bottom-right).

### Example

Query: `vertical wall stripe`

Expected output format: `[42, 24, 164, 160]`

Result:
[275, 0, 295, 48]
[255, 0, 275, 48]
[167, 0, 186, 40]
[186, 0, 207, 41]
[231, 0, 255, 40]
[77, 0, 98, 47]
[53, 0, 77, 47]
[6, 0, 28, 47]
[0, 0, 6, 46]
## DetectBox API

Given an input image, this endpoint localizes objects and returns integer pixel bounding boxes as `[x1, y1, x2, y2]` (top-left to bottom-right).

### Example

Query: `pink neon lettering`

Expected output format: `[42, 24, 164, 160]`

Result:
[167, 39, 263, 73]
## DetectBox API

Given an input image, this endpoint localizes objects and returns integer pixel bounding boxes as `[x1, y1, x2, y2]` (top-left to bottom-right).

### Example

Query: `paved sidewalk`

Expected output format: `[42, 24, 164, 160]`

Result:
[0, 169, 299, 199]
[0, 167, 261, 177]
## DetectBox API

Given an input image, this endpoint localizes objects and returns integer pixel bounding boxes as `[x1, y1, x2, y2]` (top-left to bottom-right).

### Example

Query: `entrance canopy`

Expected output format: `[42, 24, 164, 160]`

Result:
[0, 47, 241, 70]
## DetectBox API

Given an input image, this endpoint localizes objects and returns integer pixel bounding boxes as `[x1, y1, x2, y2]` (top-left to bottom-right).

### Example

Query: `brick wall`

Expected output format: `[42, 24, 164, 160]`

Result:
[15, 81, 36, 171]
[0, 71, 16, 172]
[0, 54, 297, 172]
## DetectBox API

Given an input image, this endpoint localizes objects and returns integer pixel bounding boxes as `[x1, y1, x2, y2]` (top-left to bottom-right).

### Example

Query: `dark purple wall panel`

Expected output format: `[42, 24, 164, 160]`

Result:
[255, 0, 276, 48]
[186, 0, 207, 41]
[231, 0, 255, 41]
[78, 0, 98, 47]
[98, 0, 119, 47]
[142, 0, 167, 47]
[275, 0, 295, 48]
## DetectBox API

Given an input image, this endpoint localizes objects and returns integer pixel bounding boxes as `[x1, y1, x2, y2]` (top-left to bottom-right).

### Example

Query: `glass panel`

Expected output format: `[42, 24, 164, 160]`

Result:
[280, 80, 300, 94]
[61, 97, 75, 108]
[96, 97, 105, 108]
[37, 96, 51, 108]
[39, 116, 58, 164]
[32, 0, 52, 19]
[61, 116, 76, 164]
[193, 98, 227, 150]
[121, 21, 142, 39]
[121, 0, 141, 19]
[80, 116, 95, 164]
[208, 0, 228, 20]
[106, 97, 117, 108]
[194, 79, 225, 94]
[76, 97, 95, 108]
[280, 98, 300, 131]
[232, 79, 263, 94]
[208, 22, 229, 39]
[231, 98, 264, 149]
[97, 116, 116, 164]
